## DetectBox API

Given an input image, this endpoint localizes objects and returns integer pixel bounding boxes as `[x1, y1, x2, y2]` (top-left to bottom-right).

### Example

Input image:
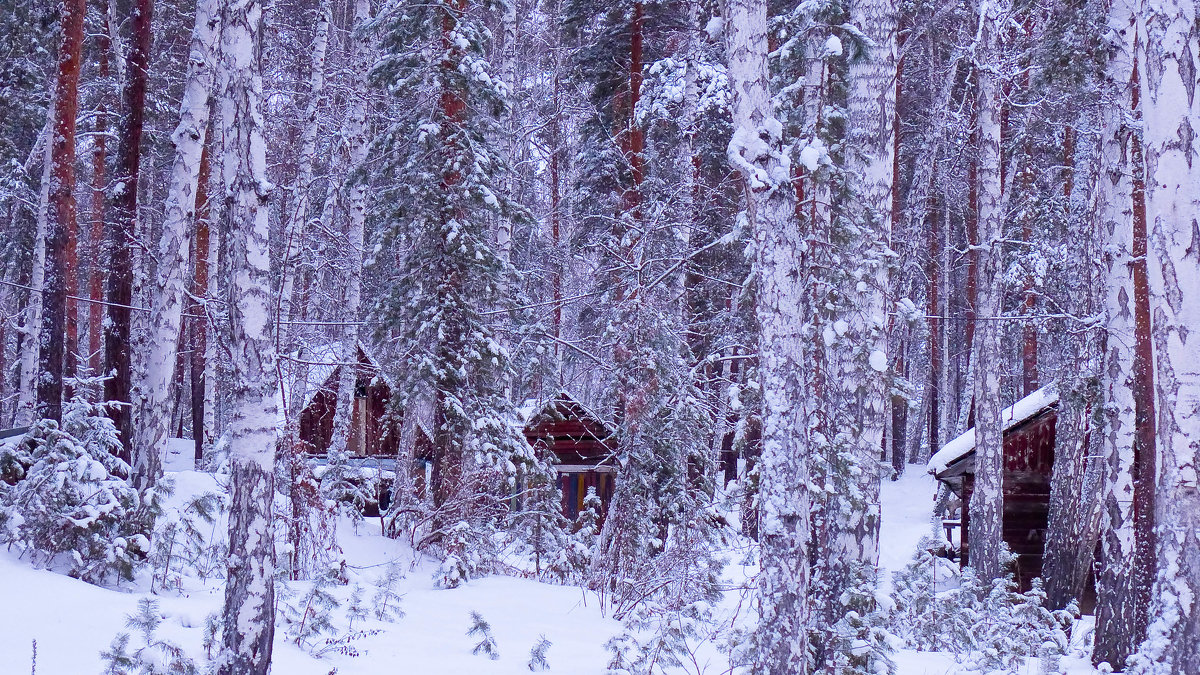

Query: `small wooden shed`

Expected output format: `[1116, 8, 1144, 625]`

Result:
[283, 341, 433, 459]
[928, 387, 1059, 588]
[521, 392, 617, 520]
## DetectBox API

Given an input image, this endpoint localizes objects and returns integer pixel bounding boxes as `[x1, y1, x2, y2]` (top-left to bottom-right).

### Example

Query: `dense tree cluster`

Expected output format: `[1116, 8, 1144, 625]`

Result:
[0, 0, 1198, 672]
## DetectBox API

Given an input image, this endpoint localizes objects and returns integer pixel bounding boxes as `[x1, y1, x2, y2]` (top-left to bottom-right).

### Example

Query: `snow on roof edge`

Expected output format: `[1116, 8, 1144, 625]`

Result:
[927, 385, 1059, 476]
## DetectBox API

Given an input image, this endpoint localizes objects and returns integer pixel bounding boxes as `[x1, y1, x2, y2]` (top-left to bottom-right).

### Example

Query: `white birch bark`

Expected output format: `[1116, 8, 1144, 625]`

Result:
[129, 0, 221, 488]
[201, 224, 220, 452]
[1093, 0, 1148, 663]
[14, 133, 52, 427]
[724, 0, 811, 671]
[834, 0, 897, 575]
[214, 0, 279, 671]
[966, 0, 1007, 582]
[327, 0, 372, 461]
[277, 4, 329, 348]
[1134, 0, 1200, 670]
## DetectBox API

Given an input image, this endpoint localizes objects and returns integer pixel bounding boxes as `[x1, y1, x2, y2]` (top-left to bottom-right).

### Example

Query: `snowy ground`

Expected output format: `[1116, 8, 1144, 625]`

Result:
[0, 466, 1102, 674]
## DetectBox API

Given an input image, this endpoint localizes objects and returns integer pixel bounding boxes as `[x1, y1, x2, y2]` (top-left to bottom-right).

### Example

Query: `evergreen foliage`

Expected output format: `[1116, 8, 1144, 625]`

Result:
[99, 599, 197, 675]
[528, 634, 552, 671]
[890, 545, 1072, 673]
[0, 395, 153, 584]
[467, 610, 500, 660]
[371, 563, 406, 622]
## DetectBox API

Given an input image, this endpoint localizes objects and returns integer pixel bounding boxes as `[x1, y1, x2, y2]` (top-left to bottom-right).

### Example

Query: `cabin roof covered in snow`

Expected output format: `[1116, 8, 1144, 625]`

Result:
[278, 339, 393, 414]
[927, 386, 1059, 476]
[517, 389, 617, 436]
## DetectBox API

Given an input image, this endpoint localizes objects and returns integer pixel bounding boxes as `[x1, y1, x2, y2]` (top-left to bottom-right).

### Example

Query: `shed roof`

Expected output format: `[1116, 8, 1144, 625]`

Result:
[927, 386, 1059, 476]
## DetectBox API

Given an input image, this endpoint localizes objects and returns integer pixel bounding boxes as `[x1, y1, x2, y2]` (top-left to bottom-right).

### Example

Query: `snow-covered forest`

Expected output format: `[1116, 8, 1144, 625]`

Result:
[1, 0, 1198, 672]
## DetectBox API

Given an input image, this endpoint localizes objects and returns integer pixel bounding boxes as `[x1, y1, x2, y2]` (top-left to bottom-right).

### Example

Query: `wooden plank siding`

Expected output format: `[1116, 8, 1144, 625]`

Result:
[958, 407, 1057, 589]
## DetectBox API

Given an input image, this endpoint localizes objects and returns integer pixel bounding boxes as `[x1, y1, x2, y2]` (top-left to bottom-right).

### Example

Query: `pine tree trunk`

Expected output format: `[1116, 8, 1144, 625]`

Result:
[966, 0, 1006, 582]
[105, 0, 154, 455]
[36, 0, 87, 423]
[216, 0, 279, 670]
[130, 0, 220, 488]
[1134, 1, 1200, 670]
[725, 0, 811, 671]
[190, 144, 212, 462]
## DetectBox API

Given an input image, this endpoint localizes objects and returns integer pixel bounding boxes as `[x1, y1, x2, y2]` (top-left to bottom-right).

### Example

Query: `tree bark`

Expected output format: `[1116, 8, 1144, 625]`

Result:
[216, 0, 279, 670]
[105, 0, 154, 455]
[1093, 0, 1157, 664]
[821, 0, 897, 616]
[327, 0, 371, 461]
[725, 0, 811, 671]
[965, 0, 1006, 583]
[190, 144, 212, 462]
[36, 0, 88, 423]
[130, 0, 220, 488]
[88, 0, 113, 379]
[1134, 1, 1200, 670]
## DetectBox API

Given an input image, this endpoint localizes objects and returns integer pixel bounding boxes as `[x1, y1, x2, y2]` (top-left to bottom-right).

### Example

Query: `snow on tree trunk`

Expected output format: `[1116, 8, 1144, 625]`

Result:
[105, 0, 154, 456]
[15, 126, 52, 427]
[966, 0, 1007, 583]
[830, 0, 897, 579]
[88, 1, 112, 379]
[327, 0, 371, 462]
[129, 0, 221, 489]
[276, 3, 329, 348]
[35, 0, 86, 423]
[1131, 1, 1200, 671]
[1093, 0, 1157, 664]
[215, 0, 279, 671]
[724, 0, 811, 671]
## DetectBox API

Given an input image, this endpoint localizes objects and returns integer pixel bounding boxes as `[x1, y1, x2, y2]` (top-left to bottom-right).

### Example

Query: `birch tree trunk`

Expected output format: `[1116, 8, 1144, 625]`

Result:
[88, 1, 112, 379]
[327, 0, 371, 461]
[834, 0, 897, 577]
[724, 0, 810, 671]
[276, 3, 329, 347]
[34, 0, 86, 423]
[1093, 0, 1157, 664]
[966, 0, 1007, 583]
[15, 128, 52, 427]
[215, 0, 279, 671]
[130, 0, 221, 489]
[1133, 1, 1200, 670]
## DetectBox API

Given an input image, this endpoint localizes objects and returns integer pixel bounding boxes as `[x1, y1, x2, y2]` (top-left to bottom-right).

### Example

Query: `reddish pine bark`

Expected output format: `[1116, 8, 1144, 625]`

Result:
[105, 0, 154, 452]
[37, 0, 88, 423]
[190, 144, 211, 461]
[1126, 55, 1157, 657]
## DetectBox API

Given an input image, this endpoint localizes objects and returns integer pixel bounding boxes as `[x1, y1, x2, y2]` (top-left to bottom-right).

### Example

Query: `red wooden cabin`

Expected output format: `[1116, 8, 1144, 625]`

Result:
[521, 392, 617, 520]
[929, 387, 1058, 589]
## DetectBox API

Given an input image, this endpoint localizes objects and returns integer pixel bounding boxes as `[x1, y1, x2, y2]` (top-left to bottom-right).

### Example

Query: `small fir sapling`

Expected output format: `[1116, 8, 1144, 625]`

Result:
[288, 567, 343, 649]
[371, 563, 406, 621]
[346, 584, 369, 629]
[467, 611, 500, 660]
[550, 487, 602, 580]
[0, 395, 154, 584]
[99, 599, 197, 675]
[201, 612, 221, 661]
[150, 490, 224, 591]
[528, 635, 552, 671]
